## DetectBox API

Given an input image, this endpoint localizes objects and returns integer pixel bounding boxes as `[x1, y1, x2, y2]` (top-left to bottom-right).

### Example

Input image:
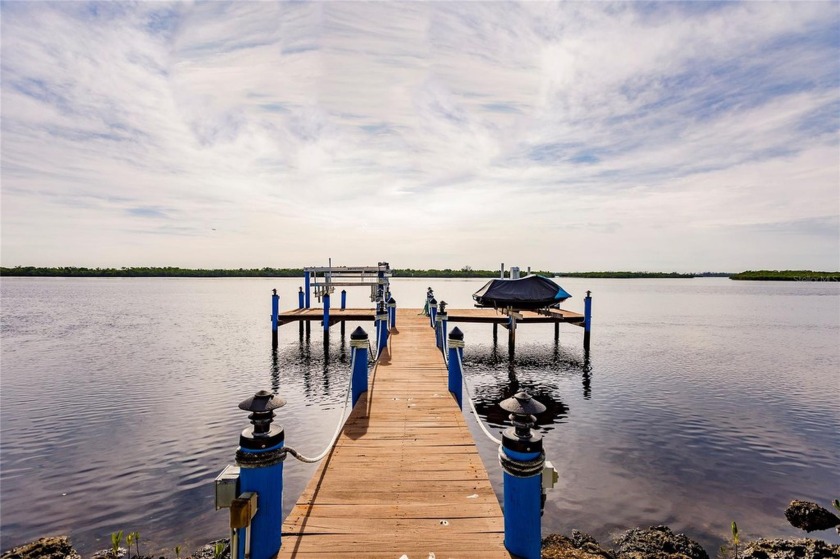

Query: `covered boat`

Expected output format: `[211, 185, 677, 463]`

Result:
[472, 275, 572, 309]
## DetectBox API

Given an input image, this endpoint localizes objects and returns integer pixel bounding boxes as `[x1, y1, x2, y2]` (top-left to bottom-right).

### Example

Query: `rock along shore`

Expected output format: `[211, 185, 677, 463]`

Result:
[4, 500, 840, 559]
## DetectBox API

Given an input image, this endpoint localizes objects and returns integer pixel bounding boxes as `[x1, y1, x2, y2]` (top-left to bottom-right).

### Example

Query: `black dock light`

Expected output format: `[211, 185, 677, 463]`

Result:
[499, 390, 550, 559]
[216, 389, 287, 559]
[500, 391, 545, 449]
[238, 390, 286, 448]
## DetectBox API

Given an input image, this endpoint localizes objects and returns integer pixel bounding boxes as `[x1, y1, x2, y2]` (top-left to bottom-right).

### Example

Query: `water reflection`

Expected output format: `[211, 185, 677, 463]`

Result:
[472, 380, 569, 431]
[270, 349, 280, 394]
[581, 349, 592, 400]
[280, 323, 356, 401]
[465, 341, 595, 432]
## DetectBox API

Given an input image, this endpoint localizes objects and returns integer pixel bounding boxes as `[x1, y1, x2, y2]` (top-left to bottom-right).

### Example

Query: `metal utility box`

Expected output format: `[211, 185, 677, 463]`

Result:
[214, 465, 240, 510]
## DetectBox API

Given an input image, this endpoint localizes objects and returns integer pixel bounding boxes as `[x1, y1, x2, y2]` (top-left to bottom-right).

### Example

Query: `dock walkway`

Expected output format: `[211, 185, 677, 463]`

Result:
[277, 309, 511, 558]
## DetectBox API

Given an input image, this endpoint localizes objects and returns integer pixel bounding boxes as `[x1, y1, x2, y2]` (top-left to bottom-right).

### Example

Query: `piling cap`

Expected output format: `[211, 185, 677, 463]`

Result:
[500, 391, 544, 452]
[388, 296, 396, 304]
[239, 389, 286, 413]
[272, 288, 277, 295]
[448, 326, 464, 341]
[430, 297, 437, 305]
[238, 390, 285, 450]
[350, 326, 369, 340]
[500, 391, 546, 416]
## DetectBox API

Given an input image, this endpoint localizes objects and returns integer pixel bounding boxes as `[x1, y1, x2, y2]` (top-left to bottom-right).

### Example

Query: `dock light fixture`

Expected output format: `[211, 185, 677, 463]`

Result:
[230, 390, 287, 559]
[499, 391, 545, 449]
[499, 391, 549, 559]
[238, 390, 286, 447]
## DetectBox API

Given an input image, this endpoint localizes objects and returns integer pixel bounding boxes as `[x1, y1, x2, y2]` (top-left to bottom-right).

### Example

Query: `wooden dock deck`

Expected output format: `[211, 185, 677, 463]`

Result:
[277, 309, 512, 558]
[278, 308, 376, 325]
[446, 307, 585, 326]
[278, 306, 584, 326]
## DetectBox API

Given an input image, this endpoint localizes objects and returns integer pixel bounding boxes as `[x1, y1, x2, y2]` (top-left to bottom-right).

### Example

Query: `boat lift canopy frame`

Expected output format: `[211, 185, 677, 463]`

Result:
[304, 262, 391, 303]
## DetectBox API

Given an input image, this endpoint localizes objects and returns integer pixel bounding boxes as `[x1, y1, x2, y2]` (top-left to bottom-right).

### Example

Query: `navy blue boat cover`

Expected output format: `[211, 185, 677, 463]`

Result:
[472, 275, 572, 309]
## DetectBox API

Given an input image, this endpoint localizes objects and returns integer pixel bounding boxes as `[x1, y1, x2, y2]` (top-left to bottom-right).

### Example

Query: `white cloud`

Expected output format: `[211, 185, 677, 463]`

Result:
[1, 1, 838, 271]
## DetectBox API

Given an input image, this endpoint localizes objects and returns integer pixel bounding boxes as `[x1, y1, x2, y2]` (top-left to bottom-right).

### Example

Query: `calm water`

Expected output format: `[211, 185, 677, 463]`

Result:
[1, 277, 838, 554]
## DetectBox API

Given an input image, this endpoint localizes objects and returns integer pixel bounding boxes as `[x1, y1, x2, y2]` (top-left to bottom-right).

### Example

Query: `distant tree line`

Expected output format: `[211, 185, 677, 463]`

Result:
[729, 270, 840, 281]
[7, 267, 834, 281]
[0, 266, 304, 277]
[554, 271, 698, 278]
[393, 268, 554, 278]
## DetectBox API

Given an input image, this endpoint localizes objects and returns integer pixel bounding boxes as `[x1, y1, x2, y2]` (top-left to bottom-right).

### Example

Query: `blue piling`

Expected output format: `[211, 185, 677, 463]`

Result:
[271, 290, 279, 348]
[447, 327, 464, 409]
[304, 271, 311, 309]
[341, 289, 347, 311]
[440, 312, 448, 352]
[583, 290, 592, 349]
[350, 327, 369, 406]
[429, 298, 437, 328]
[323, 293, 331, 333]
[499, 392, 547, 559]
[502, 447, 543, 559]
[234, 390, 286, 559]
[298, 287, 304, 309]
[387, 296, 397, 329]
[376, 305, 389, 355]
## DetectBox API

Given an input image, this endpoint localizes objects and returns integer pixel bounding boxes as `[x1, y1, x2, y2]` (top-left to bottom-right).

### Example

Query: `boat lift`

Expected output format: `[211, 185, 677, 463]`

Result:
[303, 261, 391, 307]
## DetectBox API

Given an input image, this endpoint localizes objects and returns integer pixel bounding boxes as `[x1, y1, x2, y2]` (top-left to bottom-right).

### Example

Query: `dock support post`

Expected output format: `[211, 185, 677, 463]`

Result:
[387, 296, 397, 329]
[508, 317, 516, 357]
[234, 390, 286, 559]
[583, 290, 592, 350]
[499, 391, 547, 559]
[375, 304, 389, 356]
[436, 311, 448, 351]
[341, 289, 346, 311]
[304, 271, 311, 309]
[447, 327, 464, 409]
[554, 321, 559, 342]
[429, 298, 437, 329]
[493, 322, 498, 343]
[323, 293, 331, 333]
[350, 327, 369, 406]
[271, 289, 279, 349]
[298, 287, 304, 309]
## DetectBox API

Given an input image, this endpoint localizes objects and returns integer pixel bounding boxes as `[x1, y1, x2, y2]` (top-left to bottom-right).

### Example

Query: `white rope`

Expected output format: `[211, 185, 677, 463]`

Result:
[283, 350, 357, 463]
[457, 350, 503, 446]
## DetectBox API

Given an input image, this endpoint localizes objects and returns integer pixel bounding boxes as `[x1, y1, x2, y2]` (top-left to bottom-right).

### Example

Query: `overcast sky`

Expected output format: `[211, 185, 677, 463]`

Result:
[1, 1, 838, 272]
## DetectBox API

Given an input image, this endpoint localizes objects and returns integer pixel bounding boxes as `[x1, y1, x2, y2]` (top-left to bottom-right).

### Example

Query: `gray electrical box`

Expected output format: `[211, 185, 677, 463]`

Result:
[214, 465, 240, 510]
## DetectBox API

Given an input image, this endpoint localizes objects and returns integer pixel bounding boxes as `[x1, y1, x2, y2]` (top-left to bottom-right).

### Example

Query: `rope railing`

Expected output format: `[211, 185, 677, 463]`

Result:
[457, 350, 503, 446]
[282, 351, 356, 464]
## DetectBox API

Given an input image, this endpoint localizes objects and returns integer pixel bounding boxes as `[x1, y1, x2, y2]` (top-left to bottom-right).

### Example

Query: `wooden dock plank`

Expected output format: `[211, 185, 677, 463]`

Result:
[446, 306, 584, 324]
[276, 310, 511, 558]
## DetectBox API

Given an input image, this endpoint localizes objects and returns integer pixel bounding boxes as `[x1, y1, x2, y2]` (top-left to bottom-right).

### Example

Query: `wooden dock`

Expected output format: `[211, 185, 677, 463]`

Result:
[276, 309, 512, 558]
[278, 306, 584, 326]
[278, 308, 376, 325]
[446, 307, 585, 326]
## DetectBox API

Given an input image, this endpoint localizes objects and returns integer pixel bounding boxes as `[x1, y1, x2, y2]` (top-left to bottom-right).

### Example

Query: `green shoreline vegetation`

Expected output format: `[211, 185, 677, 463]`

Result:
[728, 270, 840, 281]
[0, 266, 836, 280]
